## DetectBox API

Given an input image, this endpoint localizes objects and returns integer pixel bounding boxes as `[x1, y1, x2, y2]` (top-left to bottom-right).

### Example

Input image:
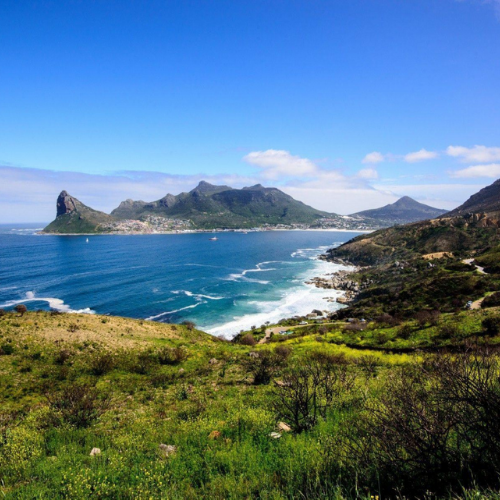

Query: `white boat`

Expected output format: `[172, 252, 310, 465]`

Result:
[209, 237, 218, 241]
[86, 238, 89, 243]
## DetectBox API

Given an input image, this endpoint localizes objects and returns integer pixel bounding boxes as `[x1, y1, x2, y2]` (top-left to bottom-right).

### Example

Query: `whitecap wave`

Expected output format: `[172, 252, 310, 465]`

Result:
[146, 302, 203, 321]
[0, 291, 95, 314]
[172, 290, 225, 301]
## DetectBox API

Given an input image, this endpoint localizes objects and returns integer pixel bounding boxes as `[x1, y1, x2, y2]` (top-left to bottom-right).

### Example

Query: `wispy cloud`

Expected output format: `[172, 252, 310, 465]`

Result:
[242, 150, 318, 179]
[404, 149, 439, 163]
[446, 145, 500, 163]
[362, 152, 386, 164]
[450, 163, 500, 178]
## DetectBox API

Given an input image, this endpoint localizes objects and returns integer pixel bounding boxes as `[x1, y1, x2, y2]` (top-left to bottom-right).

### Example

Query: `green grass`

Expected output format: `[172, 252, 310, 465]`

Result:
[3, 311, 500, 498]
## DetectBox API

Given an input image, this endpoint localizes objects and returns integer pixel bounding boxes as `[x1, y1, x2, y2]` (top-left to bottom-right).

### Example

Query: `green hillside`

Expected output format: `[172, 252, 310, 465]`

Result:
[111, 181, 333, 229]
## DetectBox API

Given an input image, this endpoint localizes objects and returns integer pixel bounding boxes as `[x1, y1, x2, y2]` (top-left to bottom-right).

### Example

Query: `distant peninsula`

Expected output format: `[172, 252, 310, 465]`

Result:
[42, 181, 447, 234]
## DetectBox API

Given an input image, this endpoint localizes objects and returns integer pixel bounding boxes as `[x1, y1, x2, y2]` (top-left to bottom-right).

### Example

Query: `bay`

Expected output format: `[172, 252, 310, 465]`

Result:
[0, 225, 361, 338]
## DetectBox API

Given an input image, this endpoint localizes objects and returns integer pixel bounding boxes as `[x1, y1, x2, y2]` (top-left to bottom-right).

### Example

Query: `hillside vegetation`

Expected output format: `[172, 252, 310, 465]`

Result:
[3, 310, 500, 498]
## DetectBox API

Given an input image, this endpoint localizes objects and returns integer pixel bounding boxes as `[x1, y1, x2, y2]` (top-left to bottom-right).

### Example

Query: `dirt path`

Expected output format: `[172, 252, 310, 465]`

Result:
[462, 259, 488, 309]
[462, 258, 487, 274]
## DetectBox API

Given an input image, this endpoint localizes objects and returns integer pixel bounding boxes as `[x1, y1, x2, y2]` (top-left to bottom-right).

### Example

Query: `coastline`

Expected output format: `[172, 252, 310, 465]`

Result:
[36, 228, 374, 236]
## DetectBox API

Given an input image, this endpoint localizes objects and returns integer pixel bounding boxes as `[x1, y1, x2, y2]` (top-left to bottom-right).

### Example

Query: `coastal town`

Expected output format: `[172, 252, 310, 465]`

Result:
[93, 215, 381, 235]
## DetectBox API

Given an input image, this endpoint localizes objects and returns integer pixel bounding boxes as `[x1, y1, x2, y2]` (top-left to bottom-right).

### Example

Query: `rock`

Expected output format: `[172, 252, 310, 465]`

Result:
[270, 432, 282, 439]
[90, 447, 101, 456]
[178, 368, 185, 374]
[159, 444, 177, 457]
[56, 191, 78, 216]
[209, 358, 218, 364]
[208, 430, 221, 440]
[278, 422, 291, 432]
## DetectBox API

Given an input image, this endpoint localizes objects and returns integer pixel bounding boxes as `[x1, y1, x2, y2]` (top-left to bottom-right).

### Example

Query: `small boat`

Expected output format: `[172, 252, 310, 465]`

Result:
[209, 237, 218, 241]
[86, 238, 89, 243]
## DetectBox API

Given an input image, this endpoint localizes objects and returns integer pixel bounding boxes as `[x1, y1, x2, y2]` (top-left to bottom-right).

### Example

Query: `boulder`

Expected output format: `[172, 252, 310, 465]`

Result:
[159, 444, 177, 457]
[90, 447, 101, 456]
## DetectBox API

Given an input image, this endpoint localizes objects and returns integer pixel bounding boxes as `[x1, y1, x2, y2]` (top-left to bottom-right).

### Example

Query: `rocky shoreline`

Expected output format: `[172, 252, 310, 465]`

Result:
[306, 255, 371, 305]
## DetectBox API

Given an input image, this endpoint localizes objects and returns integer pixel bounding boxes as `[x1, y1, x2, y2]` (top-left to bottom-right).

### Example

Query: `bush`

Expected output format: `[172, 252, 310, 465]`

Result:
[482, 292, 500, 309]
[273, 352, 355, 432]
[482, 316, 500, 335]
[0, 343, 14, 355]
[0, 308, 5, 317]
[345, 352, 500, 497]
[14, 304, 27, 316]
[54, 349, 72, 365]
[239, 333, 257, 346]
[90, 351, 116, 375]
[67, 323, 78, 333]
[133, 350, 158, 374]
[157, 346, 187, 365]
[245, 349, 288, 385]
[182, 321, 196, 331]
[48, 383, 108, 428]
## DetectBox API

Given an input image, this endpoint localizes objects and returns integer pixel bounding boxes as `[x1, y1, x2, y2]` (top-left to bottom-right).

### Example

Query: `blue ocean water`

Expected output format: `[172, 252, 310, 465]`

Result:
[0, 225, 361, 338]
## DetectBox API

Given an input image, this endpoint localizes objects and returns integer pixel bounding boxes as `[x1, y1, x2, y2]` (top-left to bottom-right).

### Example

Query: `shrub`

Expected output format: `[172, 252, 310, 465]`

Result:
[133, 350, 158, 374]
[245, 349, 288, 385]
[48, 383, 108, 428]
[14, 304, 27, 316]
[0, 308, 5, 317]
[67, 323, 78, 333]
[239, 333, 257, 346]
[0, 343, 14, 355]
[482, 292, 500, 309]
[398, 323, 413, 340]
[182, 320, 196, 331]
[54, 349, 72, 365]
[157, 346, 187, 365]
[90, 351, 116, 375]
[346, 352, 500, 497]
[273, 352, 355, 432]
[482, 316, 500, 335]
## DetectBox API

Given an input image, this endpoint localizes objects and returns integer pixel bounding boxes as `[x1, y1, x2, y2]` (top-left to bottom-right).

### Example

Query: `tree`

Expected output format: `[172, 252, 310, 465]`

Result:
[14, 304, 27, 316]
[182, 320, 196, 331]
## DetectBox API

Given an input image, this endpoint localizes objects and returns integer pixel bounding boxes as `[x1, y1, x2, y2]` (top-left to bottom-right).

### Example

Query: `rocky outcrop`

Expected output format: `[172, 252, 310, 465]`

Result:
[306, 270, 372, 303]
[56, 190, 78, 216]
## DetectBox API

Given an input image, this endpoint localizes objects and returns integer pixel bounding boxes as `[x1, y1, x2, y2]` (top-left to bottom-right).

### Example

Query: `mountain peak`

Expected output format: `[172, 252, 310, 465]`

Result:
[351, 196, 447, 224]
[56, 190, 78, 217]
[191, 180, 232, 195]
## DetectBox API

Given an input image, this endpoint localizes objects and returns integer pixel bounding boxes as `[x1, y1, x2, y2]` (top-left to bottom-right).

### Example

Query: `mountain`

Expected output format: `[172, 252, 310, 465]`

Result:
[111, 181, 333, 229]
[445, 179, 500, 219]
[43, 182, 335, 233]
[328, 179, 500, 266]
[43, 191, 115, 234]
[351, 196, 447, 225]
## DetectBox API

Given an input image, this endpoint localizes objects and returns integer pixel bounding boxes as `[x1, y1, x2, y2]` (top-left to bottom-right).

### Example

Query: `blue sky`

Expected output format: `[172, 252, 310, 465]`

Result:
[1, 0, 500, 222]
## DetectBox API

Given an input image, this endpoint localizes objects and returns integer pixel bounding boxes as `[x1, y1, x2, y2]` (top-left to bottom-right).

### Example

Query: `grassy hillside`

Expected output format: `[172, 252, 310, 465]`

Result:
[3, 311, 500, 498]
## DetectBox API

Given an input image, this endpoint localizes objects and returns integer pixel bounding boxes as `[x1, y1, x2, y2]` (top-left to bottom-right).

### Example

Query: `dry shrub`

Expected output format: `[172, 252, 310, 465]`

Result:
[157, 346, 187, 365]
[239, 333, 257, 346]
[48, 383, 109, 428]
[273, 351, 355, 433]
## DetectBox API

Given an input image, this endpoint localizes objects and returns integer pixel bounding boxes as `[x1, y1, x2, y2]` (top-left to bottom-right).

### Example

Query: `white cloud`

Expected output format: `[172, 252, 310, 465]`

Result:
[243, 149, 318, 179]
[450, 163, 500, 178]
[362, 151, 385, 164]
[446, 145, 500, 163]
[404, 149, 439, 163]
[357, 168, 379, 179]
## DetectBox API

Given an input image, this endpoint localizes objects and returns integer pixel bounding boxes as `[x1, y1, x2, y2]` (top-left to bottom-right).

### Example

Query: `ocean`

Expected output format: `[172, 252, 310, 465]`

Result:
[0, 225, 361, 338]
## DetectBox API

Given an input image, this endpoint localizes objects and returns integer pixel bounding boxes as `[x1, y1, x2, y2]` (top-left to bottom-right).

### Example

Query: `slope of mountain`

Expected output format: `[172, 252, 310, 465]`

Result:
[328, 180, 500, 266]
[111, 181, 333, 229]
[351, 196, 447, 225]
[43, 191, 115, 234]
[445, 179, 500, 218]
